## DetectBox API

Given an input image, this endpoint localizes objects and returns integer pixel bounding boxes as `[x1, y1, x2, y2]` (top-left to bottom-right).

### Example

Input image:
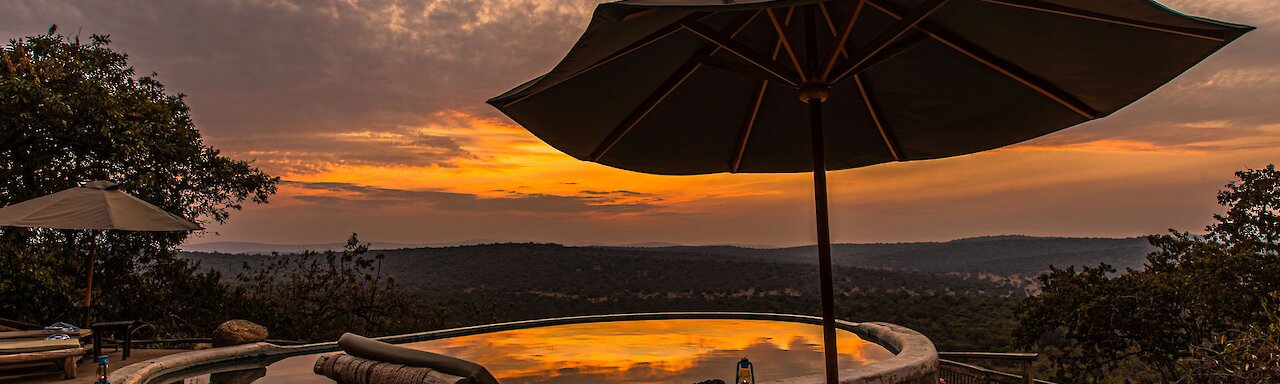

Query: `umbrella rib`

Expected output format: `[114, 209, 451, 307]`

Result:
[827, 0, 951, 83]
[590, 13, 763, 162]
[979, 0, 1227, 42]
[589, 60, 701, 162]
[820, 0, 866, 79]
[697, 55, 796, 86]
[854, 74, 903, 161]
[732, 80, 770, 173]
[730, 9, 798, 173]
[866, 0, 1098, 119]
[500, 13, 711, 108]
[829, 31, 930, 82]
[766, 8, 808, 83]
[771, 7, 797, 58]
[681, 21, 801, 87]
[819, 0, 849, 54]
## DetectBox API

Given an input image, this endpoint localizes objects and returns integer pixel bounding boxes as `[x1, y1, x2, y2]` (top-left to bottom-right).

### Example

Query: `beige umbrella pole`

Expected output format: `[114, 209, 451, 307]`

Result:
[83, 231, 98, 325]
[83, 232, 95, 308]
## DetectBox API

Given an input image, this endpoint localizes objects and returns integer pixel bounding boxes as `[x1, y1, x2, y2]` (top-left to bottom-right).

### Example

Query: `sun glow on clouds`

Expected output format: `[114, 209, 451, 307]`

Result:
[269, 107, 1267, 216]
[275, 111, 800, 213]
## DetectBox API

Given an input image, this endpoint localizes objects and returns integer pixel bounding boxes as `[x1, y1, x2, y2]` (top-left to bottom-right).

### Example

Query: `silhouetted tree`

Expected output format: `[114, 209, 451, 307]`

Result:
[234, 234, 425, 340]
[1017, 165, 1280, 382]
[0, 26, 277, 331]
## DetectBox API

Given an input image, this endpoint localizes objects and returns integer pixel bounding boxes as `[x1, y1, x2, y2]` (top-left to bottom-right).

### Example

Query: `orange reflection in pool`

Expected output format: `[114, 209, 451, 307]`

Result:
[399, 319, 893, 383]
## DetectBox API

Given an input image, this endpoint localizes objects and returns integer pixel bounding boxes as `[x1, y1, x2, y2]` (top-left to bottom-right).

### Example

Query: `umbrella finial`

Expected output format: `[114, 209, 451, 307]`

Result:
[83, 181, 119, 190]
[798, 82, 830, 103]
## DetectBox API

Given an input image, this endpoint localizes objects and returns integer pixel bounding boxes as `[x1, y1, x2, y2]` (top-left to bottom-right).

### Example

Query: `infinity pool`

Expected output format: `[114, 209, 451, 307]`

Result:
[162, 319, 894, 384]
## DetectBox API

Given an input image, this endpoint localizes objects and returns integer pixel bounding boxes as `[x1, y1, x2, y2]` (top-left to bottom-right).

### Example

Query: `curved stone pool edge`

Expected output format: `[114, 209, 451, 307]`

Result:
[111, 312, 938, 384]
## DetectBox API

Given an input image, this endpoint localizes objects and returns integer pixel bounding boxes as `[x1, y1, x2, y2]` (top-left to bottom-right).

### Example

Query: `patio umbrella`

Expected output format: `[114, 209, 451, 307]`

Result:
[0, 180, 201, 317]
[487, 1, 1251, 382]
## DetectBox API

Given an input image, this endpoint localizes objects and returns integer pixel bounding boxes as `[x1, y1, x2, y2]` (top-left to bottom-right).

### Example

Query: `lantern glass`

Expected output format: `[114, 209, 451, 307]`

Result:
[95, 355, 110, 384]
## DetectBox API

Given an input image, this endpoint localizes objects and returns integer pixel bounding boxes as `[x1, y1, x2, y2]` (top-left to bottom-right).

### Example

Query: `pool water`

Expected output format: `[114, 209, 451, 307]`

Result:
[168, 319, 893, 384]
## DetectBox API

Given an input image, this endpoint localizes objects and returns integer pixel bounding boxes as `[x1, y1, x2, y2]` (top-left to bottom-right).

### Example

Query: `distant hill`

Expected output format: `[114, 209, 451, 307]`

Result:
[180, 240, 771, 254]
[181, 236, 1154, 285]
[179, 239, 507, 254]
[648, 235, 1155, 275]
[183, 242, 1026, 303]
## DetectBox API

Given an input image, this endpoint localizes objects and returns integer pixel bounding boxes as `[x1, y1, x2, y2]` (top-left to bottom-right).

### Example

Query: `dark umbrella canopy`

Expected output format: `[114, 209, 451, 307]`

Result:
[489, 0, 1251, 175]
[488, 1, 1250, 382]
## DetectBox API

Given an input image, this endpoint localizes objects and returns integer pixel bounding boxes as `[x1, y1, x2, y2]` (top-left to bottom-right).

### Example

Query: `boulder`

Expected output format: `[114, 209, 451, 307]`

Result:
[211, 320, 268, 347]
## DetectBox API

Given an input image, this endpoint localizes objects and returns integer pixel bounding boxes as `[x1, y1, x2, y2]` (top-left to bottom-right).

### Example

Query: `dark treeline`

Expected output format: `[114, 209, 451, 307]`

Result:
[185, 241, 1027, 351]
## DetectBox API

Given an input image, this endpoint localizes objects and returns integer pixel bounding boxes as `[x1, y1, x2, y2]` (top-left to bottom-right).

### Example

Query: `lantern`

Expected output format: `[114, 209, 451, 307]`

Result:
[736, 357, 755, 384]
[95, 355, 109, 384]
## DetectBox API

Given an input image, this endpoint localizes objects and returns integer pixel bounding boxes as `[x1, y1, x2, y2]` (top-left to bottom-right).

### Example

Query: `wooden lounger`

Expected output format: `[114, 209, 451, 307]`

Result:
[0, 339, 86, 380]
[0, 329, 92, 340]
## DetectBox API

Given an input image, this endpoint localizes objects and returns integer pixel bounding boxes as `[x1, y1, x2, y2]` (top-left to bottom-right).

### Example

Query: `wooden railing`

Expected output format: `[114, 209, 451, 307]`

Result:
[938, 352, 1056, 384]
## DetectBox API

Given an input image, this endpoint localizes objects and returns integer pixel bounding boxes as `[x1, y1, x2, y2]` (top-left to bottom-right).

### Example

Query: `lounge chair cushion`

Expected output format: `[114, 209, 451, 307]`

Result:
[338, 333, 500, 384]
[0, 338, 81, 354]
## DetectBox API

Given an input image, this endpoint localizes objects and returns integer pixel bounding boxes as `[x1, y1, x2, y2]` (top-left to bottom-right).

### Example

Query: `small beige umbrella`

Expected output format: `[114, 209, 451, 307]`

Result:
[0, 180, 201, 317]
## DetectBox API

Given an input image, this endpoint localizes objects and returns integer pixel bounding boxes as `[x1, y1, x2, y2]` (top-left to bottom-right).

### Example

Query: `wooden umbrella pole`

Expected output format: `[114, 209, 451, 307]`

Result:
[83, 231, 96, 325]
[802, 6, 839, 383]
[809, 98, 839, 384]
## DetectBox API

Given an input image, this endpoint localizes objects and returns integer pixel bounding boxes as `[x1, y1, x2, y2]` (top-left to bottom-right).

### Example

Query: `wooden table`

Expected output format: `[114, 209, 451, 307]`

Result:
[91, 321, 138, 360]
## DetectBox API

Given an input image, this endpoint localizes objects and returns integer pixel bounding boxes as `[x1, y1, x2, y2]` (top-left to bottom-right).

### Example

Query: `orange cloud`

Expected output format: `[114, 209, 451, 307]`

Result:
[251, 108, 1280, 227]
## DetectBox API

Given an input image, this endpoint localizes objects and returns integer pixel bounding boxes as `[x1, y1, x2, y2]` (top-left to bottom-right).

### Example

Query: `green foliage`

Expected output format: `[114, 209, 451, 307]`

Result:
[1209, 164, 1280, 254]
[1184, 304, 1280, 383]
[0, 26, 277, 333]
[1016, 165, 1280, 383]
[232, 234, 426, 341]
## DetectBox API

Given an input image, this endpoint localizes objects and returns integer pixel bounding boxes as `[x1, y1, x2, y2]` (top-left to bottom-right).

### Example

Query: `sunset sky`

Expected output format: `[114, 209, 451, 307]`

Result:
[3, 0, 1277, 247]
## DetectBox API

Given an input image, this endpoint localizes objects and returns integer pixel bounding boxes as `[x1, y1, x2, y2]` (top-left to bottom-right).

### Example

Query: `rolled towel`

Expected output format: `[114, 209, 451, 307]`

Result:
[337, 333, 500, 384]
[314, 353, 469, 384]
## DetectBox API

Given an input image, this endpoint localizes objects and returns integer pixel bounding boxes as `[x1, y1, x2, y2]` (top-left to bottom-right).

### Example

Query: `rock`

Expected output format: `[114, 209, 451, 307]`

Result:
[191, 343, 213, 350]
[211, 320, 268, 347]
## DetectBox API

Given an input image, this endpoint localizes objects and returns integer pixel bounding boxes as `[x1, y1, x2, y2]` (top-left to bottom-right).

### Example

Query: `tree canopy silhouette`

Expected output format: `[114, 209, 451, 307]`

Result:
[0, 26, 277, 327]
[1017, 165, 1280, 382]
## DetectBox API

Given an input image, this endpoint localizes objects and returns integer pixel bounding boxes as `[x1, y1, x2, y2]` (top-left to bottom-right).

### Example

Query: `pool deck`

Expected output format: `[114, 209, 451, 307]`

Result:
[1, 348, 185, 384]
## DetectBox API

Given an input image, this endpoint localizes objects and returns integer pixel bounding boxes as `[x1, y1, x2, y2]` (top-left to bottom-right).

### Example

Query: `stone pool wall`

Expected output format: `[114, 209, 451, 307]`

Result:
[763, 322, 938, 384]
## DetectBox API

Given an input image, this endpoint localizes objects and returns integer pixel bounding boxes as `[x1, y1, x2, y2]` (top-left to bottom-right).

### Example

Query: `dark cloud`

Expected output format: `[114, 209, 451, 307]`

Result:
[5, 0, 1279, 246]
[283, 181, 659, 214]
[7, 0, 1277, 178]
[4, 0, 1274, 171]
[580, 190, 648, 196]
[2, 0, 599, 173]
[226, 130, 476, 174]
